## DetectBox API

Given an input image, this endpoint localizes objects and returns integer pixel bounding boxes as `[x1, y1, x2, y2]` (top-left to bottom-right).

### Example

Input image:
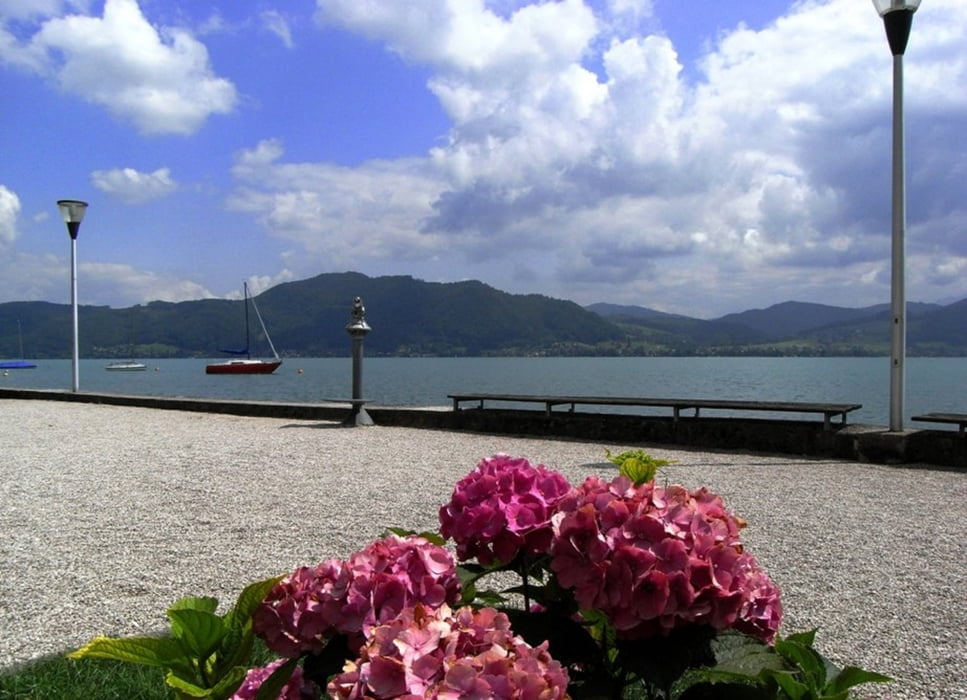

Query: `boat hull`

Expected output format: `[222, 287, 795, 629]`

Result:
[0, 360, 36, 369]
[106, 361, 147, 371]
[205, 359, 282, 375]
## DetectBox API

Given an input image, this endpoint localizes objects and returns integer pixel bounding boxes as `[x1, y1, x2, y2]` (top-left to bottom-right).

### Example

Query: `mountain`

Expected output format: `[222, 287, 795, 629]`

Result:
[588, 298, 965, 356]
[1, 273, 964, 358]
[0, 272, 623, 359]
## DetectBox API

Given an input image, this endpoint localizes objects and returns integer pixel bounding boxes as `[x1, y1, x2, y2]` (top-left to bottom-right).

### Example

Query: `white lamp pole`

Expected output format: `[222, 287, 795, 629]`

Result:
[57, 199, 89, 392]
[872, 0, 920, 431]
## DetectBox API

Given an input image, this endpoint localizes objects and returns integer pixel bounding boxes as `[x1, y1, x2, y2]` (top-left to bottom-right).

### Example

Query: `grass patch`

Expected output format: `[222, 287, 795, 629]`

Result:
[0, 638, 279, 700]
[0, 655, 170, 699]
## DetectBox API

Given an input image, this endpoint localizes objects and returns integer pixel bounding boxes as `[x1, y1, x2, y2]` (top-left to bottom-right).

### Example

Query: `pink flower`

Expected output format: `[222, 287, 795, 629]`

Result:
[344, 534, 462, 634]
[254, 560, 354, 656]
[439, 454, 571, 564]
[254, 535, 461, 656]
[550, 475, 782, 642]
[328, 604, 570, 699]
[230, 659, 318, 700]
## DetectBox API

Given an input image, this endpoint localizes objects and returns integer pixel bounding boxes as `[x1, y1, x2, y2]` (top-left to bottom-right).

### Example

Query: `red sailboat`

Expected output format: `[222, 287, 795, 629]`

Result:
[206, 282, 282, 375]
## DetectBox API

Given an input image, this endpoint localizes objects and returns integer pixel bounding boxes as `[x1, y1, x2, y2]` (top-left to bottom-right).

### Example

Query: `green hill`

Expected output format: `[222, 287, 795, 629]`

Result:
[1, 273, 964, 358]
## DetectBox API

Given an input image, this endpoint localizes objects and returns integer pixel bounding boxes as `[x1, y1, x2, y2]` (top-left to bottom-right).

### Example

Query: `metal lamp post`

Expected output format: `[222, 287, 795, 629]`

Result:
[344, 297, 373, 426]
[57, 199, 88, 392]
[872, 0, 920, 431]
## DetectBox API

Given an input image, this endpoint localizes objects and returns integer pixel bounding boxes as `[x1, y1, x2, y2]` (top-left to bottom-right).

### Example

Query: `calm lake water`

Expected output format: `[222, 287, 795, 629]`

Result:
[2, 356, 964, 429]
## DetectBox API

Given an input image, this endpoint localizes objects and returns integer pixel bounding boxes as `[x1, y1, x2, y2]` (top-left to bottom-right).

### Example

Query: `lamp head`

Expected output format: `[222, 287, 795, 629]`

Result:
[57, 199, 88, 240]
[872, 0, 921, 16]
[873, 0, 920, 55]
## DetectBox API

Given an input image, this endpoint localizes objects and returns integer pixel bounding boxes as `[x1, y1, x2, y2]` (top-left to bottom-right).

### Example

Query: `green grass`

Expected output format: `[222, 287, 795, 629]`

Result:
[0, 655, 171, 699]
[0, 640, 279, 700]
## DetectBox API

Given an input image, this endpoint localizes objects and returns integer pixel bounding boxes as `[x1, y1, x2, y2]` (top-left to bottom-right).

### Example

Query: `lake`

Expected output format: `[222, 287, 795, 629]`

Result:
[1, 356, 963, 429]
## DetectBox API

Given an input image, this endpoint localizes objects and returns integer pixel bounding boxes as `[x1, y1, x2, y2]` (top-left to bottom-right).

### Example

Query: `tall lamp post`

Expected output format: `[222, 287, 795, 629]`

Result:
[57, 199, 88, 393]
[872, 0, 920, 431]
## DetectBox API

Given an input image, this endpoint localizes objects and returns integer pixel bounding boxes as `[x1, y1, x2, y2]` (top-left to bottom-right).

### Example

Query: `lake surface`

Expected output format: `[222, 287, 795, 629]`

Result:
[1, 356, 963, 429]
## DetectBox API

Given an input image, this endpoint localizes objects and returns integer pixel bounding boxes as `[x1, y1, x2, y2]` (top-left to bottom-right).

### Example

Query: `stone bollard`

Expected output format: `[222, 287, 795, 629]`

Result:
[343, 296, 373, 426]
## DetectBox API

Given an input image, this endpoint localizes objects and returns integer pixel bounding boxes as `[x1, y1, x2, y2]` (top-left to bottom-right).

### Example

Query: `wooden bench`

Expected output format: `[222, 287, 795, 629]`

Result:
[448, 393, 862, 432]
[912, 412, 967, 436]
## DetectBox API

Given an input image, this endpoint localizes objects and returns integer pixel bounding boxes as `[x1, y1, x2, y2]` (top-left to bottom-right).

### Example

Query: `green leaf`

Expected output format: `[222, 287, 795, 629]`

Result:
[167, 609, 225, 659]
[825, 666, 892, 694]
[671, 668, 770, 700]
[784, 629, 817, 645]
[68, 635, 186, 668]
[604, 449, 671, 485]
[768, 671, 810, 700]
[227, 575, 286, 629]
[775, 638, 827, 690]
[170, 596, 220, 615]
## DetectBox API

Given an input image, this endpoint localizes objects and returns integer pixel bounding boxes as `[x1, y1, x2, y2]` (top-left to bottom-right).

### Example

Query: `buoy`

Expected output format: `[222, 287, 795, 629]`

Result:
[297, 368, 304, 374]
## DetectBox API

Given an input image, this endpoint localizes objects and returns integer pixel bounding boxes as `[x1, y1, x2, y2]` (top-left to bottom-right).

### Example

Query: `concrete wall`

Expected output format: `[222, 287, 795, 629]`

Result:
[1, 388, 962, 468]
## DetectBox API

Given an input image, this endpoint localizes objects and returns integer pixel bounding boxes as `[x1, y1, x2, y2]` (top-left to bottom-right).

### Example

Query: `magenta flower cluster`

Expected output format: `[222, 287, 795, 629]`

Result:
[550, 475, 783, 642]
[439, 454, 571, 564]
[230, 659, 319, 700]
[328, 603, 570, 699]
[253, 534, 461, 657]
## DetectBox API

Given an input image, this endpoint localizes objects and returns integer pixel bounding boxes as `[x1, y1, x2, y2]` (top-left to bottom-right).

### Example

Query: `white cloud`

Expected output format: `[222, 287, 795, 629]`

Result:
[238, 0, 967, 316]
[4, 0, 236, 134]
[90, 166, 178, 204]
[0, 184, 21, 245]
[260, 9, 293, 49]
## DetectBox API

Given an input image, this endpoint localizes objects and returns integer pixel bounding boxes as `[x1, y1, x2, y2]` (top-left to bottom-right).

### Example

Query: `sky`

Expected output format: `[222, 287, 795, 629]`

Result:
[1, 0, 964, 319]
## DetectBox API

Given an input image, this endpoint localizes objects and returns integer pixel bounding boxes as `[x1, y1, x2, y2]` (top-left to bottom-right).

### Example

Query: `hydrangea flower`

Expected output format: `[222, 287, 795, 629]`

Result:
[254, 535, 461, 656]
[550, 475, 782, 642]
[254, 559, 354, 657]
[343, 533, 462, 634]
[439, 454, 572, 564]
[327, 604, 571, 699]
[230, 659, 319, 700]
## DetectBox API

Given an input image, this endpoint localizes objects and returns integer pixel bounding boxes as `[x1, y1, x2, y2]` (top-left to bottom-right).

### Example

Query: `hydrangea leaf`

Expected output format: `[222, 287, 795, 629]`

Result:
[67, 635, 185, 668]
[167, 609, 225, 659]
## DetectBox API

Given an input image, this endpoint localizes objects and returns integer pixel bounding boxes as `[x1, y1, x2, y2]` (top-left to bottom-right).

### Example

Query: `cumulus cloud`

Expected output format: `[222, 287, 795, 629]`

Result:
[2, 0, 236, 134]
[78, 262, 217, 304]
[91, 167, 178, 204]
[0, 184, 21, 246]
[219, 0, 967, 315]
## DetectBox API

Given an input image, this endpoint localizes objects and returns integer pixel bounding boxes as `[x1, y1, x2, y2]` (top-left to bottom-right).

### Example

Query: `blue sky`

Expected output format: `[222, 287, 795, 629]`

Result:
[1, 0, 964, 318]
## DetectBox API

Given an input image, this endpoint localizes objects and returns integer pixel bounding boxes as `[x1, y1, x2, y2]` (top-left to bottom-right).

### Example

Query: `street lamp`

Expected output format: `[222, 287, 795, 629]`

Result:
[57, 199, 88, 392]
[872, 0, 920, 431]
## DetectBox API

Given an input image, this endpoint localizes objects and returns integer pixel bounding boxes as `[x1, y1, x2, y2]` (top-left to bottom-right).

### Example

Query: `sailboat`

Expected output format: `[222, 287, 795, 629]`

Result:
[206, 282, 282, 375]
[0, 319, 37, 369]
[106, 310, 147, 371]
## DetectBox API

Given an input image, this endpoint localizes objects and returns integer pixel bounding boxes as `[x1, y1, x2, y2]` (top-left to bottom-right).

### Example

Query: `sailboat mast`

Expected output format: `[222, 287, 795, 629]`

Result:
[243, 282, 251, 359]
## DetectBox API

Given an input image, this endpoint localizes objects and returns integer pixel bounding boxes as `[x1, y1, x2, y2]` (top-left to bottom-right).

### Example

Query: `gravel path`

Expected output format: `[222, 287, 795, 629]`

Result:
[1, 399, 964, 698]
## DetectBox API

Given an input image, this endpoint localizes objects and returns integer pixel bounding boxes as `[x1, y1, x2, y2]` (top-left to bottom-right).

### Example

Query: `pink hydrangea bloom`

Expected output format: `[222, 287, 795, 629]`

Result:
[254, 559, 355, 656]
[328, 604, 571, 699]
[439, 454, 572, 564]
[550, 475, 782, 642]
[230, 659, 319, 700]
[254, 535, 461, 656]
[344, 534, 462, 635]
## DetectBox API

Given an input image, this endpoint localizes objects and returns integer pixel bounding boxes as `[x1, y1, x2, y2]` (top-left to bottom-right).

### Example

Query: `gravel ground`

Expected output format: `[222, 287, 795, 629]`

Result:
[0, 399, 964, 699]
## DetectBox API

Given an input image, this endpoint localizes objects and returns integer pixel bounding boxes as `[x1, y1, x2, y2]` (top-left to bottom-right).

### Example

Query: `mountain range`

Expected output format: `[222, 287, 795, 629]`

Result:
[1, 271, 964, 358]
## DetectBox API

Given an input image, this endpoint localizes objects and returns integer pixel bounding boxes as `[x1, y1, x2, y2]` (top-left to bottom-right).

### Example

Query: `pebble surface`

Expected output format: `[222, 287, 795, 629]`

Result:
[1, 399, 964, 699]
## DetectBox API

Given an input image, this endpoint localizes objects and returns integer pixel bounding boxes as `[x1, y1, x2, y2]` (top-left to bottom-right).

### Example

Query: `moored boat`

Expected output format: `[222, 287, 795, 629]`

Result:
[206, 282, 282, 375]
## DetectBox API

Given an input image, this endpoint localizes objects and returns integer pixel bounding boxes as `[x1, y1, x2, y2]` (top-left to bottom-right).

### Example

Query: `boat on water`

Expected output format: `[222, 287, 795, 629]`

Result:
[106, 311, 147, 371]
[206, 282, 282, 375]
[1, 320, 37, 369]
[106, 360, 147, 371]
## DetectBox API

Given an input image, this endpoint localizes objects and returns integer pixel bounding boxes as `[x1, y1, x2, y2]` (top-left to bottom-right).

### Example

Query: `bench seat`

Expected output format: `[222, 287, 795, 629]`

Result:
[448, 393, 862, 431]
[912, 412, 967, 436]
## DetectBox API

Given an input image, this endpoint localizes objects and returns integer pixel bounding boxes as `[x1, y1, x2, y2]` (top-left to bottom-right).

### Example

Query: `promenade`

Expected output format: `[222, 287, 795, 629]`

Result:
[1, 399, 964, 699]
